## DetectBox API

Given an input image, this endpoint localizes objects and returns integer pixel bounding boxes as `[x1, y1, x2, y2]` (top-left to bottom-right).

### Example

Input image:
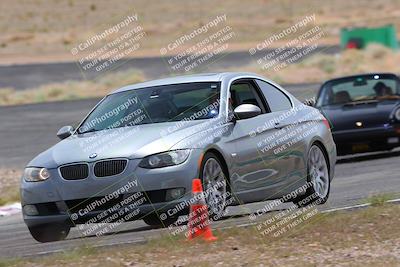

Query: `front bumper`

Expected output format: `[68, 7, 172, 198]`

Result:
[22, 195, 193, 228]
[21, 149, 203, 227]
[333, 125, 400, 153]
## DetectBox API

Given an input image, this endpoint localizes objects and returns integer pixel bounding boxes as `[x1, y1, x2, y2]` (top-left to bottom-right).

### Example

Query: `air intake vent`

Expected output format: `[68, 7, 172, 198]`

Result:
[94, 159, 127, 177]
[60, 164, 89, 180]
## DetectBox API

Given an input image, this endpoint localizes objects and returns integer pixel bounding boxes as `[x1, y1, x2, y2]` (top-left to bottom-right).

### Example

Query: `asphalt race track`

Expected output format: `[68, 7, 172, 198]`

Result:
[0, 81, 399, 258]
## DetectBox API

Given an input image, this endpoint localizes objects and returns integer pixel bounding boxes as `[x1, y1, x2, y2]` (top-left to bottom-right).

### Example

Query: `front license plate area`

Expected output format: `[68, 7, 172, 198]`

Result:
[352, 143, 370, 153]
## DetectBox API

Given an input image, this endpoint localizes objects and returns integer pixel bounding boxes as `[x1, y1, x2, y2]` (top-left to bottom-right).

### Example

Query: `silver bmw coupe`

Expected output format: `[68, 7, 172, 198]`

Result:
[21, 72, 336, 242]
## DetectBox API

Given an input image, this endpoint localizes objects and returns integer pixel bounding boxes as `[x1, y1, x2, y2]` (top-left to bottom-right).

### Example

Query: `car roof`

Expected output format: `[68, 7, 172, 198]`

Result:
[109, 72, 261, 95]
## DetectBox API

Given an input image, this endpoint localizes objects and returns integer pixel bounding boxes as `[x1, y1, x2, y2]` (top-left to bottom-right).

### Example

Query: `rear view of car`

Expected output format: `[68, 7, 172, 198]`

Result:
[315, 73, 400, 155]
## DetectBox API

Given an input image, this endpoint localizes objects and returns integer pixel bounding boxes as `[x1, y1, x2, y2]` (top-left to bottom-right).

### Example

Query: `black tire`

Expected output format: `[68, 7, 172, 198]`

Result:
[28, 223, 70, 243]
[143, 214, 178, 227]
[199, 152, 229, 220]
[293, 144, 331, 208]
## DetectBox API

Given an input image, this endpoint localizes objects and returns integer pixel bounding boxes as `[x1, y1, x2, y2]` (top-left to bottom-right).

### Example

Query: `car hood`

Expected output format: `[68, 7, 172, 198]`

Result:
[320, 100, 400, 131]
[28, 120, 213, 168]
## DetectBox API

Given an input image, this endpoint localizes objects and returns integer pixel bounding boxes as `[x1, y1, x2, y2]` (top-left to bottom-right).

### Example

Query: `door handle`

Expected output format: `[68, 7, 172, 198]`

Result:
[274, 122, 283, 129]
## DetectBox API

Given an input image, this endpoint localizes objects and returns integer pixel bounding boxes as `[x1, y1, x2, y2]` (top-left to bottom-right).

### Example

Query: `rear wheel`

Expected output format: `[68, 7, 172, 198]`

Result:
[293, 144, 330, 207]
[28, 223, 70, 243]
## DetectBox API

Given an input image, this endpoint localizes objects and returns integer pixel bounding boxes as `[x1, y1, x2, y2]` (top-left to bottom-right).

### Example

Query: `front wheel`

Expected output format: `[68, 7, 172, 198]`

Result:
[28, 223, 70, 243]
[200, 152, 228, 220]
[293, 144, 330, 207]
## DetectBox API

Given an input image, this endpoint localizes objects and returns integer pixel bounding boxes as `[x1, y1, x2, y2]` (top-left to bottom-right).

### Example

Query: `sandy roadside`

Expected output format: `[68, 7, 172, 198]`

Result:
[0, 168, 22, 205]
[0, 39, 339, 66]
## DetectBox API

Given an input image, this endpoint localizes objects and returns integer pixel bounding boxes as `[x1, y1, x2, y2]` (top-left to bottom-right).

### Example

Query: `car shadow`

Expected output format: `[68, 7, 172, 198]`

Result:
[70, 224, 154, 240]
[70, 208, 291, 240]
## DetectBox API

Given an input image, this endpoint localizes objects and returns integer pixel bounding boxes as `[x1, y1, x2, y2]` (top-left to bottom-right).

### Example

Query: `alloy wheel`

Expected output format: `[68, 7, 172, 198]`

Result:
[308, 145, 329, 199]
[202, 157, 227, 219]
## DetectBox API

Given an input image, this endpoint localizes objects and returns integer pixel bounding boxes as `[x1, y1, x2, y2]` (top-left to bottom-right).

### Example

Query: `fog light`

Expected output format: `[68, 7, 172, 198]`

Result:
[23, 205, 39, 216]
[165, 188, 185, 201]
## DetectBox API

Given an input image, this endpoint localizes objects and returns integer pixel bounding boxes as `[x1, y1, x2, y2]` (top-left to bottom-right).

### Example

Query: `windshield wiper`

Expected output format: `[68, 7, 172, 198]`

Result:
[79, 128, 98, 134]
[343, 99, 378, 106]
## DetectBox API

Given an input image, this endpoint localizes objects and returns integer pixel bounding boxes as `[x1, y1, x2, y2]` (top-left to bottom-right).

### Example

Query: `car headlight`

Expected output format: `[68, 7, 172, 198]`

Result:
[394, 108, 400, 121]
[24, 167, 51, 182]
[139, 150, 191, 169]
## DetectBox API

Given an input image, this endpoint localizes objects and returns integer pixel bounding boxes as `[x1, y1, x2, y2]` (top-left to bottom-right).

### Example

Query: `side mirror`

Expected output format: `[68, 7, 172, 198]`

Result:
[304, 98, 316, 107]
[233, 104, 261, 120]
[57, 126, 74, 140]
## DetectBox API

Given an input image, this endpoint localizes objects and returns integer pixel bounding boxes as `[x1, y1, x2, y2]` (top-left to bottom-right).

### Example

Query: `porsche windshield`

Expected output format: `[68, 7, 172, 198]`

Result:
[78, 82, 220, 134]
[317, 75, 400, 106]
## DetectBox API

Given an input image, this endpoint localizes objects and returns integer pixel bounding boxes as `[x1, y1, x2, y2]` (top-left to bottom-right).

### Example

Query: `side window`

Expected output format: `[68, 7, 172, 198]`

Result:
[256, 80, 292, 112]
[230, 81, 266, 112]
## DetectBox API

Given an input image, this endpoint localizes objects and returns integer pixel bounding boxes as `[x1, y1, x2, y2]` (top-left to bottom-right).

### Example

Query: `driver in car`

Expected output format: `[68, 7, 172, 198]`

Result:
[373, 81, 393, 97]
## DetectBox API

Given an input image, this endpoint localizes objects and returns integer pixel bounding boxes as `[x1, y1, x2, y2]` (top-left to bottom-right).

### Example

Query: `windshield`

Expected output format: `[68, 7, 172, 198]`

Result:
[317, 74, 400, 107]
[78, 82, 221, 134]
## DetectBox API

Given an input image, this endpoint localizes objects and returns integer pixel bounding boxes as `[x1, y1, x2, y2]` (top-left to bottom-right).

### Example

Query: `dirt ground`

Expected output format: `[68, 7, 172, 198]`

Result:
[0, 0, 400, 64]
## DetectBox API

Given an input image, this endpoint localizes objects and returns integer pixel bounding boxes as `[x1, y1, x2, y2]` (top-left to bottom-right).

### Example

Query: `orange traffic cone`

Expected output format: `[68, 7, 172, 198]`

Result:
[187, 178, 217, 242]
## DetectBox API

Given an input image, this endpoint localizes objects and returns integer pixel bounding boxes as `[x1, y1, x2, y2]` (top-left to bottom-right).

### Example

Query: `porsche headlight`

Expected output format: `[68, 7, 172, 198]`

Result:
[394, 108, 400, 121]
[24, 167, 51, 182]
[139, 150, 191, 169]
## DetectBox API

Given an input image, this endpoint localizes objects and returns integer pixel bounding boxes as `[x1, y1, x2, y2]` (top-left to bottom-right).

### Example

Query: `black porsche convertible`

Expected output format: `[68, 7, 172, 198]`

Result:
[315, 73, 400, 155]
